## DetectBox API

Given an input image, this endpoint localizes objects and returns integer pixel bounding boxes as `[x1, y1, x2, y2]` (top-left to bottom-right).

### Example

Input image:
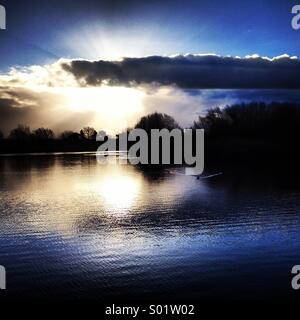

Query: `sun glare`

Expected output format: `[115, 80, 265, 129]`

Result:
[80, 168, 143, 212]
[98, 174, 141, 211]
[61, 86, 144, 132]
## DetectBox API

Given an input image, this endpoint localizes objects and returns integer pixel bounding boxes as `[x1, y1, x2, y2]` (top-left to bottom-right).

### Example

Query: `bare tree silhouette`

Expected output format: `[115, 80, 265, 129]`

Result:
[9, 125, 31, 140]
[135, 112, 180, 132]
[80, 127, 97, 140]
[33, 128, 55, 140]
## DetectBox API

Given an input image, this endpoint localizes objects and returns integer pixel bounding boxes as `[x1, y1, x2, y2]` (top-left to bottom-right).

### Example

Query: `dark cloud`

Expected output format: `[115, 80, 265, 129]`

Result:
[62, 54, 300, 89]
[0, 84, 92, 135]
[0, 98, 35, 134]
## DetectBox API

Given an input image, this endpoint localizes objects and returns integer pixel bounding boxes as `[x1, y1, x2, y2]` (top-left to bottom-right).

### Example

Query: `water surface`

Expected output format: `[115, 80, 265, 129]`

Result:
[0, 154, 300, 301]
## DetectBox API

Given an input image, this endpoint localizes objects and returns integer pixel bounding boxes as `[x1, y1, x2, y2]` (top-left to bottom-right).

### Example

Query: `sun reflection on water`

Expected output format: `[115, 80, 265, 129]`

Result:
[79, 166, 143, 213]
[94, 174, 142, 211]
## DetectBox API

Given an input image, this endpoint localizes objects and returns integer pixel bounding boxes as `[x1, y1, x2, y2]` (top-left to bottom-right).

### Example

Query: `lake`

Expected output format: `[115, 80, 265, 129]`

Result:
[0, 153, 300, 301]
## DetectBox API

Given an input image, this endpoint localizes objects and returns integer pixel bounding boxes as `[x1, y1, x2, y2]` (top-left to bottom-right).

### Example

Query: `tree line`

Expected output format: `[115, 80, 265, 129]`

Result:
[1, 102, 300, 166]
[193, 102, 300, 140]
[0, 126, 98, 141]
[1, 102, 300, 142]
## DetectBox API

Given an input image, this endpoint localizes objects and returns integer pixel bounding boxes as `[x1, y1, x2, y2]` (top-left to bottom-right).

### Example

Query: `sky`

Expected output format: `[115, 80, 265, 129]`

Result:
[0, 0, 300, 134]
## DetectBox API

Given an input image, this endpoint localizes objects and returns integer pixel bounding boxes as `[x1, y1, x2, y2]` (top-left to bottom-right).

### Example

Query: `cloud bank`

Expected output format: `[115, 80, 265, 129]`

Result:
[1, 54, 300, 135]
[62, 54, 300, 89]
